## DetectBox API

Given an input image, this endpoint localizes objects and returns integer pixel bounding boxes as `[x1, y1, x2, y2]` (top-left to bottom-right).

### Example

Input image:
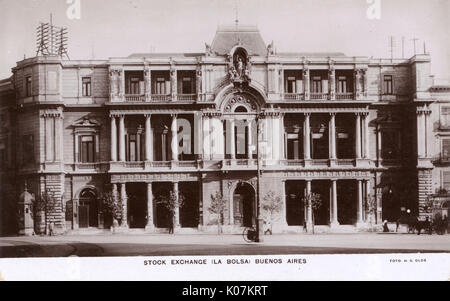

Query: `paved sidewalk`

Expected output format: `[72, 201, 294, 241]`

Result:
[0, 233, 449, 257]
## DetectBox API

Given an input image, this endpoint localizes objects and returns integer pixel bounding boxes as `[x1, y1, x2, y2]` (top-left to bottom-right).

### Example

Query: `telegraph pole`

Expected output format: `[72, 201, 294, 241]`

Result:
[255, 114, 263, 242]
[411, 37, 418, 55]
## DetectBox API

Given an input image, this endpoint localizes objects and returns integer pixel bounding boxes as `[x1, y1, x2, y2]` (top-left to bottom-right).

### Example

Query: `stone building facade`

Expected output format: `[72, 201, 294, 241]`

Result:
[0, 25, 449, 235]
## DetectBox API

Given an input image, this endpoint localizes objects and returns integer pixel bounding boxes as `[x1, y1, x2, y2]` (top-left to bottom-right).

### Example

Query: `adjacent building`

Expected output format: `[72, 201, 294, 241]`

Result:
[0, 25, 449, 235]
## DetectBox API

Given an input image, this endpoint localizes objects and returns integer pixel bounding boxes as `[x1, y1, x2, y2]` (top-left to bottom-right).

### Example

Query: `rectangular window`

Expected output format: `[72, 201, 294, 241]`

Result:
[443, 172, 450, 191]
[155, 78, 166, 94]
[383, 75, 393, 95]
[80, 135, 95, 163]
[286, 76, 296, 93]
[26, 76, 32, 97]
[182, 77, 192, 94]
[441, 107, 450, 128]
[312, 76, 322, 93]
[129, 77, 140, 94]
[381, 130, 401, 159]
[22, 134, 34, 164]
[442, 139, 450, 161]
[82, 77, 92, 97]
[338, 76, 347, 93]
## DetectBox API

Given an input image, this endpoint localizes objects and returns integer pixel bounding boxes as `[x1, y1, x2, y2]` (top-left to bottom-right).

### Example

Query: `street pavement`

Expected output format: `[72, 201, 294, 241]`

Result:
[0, 233, 449, 257]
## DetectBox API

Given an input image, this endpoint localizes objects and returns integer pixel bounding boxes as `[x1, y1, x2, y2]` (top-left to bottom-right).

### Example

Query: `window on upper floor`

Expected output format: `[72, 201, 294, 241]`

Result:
[443, 171, 450, 191]
[82, 77, 92, 97]
[337, 76, 348, 93]
[125, 133, 144, 161]
[286, 76, 297, 93]
[311, 76, 322, 93]
[26, 76, 32, 97]
[155, 77, 167, 95]
[129, 77, 141, 95]
[441, 138, 450, 162]
[181, 77, 193, 94]
[381, 130, 401, 159]
[440, 107, 450, 129]
[383, 75, 393, 95]
[22, 134, 34, 165]
[79, 135, 95, 163]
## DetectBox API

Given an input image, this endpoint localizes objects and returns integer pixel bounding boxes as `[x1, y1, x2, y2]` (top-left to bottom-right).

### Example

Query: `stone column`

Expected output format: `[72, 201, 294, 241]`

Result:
[355, 113, 362, 159]
[171, 69, 177, 101]
[202, 114, 210, 160]
[55, 115, 64, 162]
[119, 115, 125, 161]
[329, 67, 336, 100]
[357, 180, 363, 225]
[171, 114, 178, 161]
[364, 113, 370, 159]
[304, 113, 311, 160]
[119, 70, 125, 99]
[417, 111, 424, 158]
[329, 113, 336, 160]
[354, 69, 361, 99]
[306, 180, 313, 231]
[303, 67, 310, 100]
[173, 182, 180, 229]
[247, 120, 253, 159]
[363, 69, 368, 97]
[145, 114, 153, 161]
[45, 116, 54, 161]
[425, 110, 431, 158]
[145, 182, 154, 230]
[144, 68, 151, 101]
[279, 68, 285, 96]
[331, 179, 339, 226]
[120, 183, 128, 227]
[230, 119, 236, 159]
[110, 116, 117, 161]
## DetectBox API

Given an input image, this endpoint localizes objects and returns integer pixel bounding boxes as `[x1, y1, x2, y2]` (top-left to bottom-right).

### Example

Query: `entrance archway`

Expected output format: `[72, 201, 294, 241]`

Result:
[233, 182, 255, 227]
[79, 188, 98, 228]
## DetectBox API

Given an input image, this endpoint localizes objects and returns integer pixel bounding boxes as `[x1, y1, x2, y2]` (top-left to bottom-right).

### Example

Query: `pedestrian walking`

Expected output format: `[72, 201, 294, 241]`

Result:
[382, 220, 389, 232]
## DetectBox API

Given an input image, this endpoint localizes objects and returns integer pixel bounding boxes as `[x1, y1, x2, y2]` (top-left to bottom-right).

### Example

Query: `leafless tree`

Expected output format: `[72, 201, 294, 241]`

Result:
[261, 190, 282, 234]
[208, 191, 227, 234]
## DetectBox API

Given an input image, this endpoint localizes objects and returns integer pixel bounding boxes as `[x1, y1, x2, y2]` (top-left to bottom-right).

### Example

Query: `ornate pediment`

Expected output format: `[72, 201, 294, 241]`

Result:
[72, 116, 100, 128]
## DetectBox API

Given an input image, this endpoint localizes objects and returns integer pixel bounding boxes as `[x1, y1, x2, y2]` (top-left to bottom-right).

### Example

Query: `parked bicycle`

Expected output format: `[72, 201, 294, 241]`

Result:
[242, 226, 257, 243]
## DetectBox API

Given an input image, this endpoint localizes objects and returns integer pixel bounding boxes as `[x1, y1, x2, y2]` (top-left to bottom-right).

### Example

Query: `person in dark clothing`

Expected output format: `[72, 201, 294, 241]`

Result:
[382, 220, 389, 232]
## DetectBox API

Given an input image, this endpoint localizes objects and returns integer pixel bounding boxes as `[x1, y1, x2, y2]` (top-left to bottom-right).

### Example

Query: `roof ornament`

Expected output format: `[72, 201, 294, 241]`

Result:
[267, 41, 275, 56]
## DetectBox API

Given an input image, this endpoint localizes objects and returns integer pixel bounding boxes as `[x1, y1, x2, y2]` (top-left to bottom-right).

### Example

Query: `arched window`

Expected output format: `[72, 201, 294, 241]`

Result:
[234, 106, 248, 113]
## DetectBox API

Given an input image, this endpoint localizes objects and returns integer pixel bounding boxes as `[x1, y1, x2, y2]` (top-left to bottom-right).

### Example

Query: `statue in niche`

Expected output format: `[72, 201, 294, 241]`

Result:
[229, 50, 251, 83]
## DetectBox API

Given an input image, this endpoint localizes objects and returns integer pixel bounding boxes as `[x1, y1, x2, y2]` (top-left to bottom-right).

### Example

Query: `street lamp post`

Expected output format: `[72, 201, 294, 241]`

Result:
[255, 114, 264, 242]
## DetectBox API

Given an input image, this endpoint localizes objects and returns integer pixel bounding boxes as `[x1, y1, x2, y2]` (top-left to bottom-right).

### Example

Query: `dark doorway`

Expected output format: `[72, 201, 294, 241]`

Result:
[336, 114, 355, 159]
[79, 188, 98, 228]
[311, 180, 330, 225]
[382, 185, 399, 222]
[337, 180, 357, 224]
[179, 182, 199, 227]
[311, 115, 329, 159]
[153, 182, 172, 228]
[233, 183, 255, 227]
[127, 183, 147, 228]
[285, 180, 306, 225]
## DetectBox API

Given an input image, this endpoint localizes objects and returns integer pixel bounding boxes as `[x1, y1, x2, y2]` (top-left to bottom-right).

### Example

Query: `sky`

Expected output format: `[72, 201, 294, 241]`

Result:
[0, 0, 449, 80]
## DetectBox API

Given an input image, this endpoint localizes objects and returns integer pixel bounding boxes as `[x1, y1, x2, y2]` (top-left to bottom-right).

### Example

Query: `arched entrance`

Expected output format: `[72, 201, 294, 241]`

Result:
[233, 182, 255, 227]
[79, 188, 98, 228]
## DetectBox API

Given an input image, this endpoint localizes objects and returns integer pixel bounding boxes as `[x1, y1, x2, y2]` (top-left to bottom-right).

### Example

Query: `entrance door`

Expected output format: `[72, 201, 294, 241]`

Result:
[233, 183, 255, 227]
[78, 205, 89, 228]
[78, 189, 98, 228]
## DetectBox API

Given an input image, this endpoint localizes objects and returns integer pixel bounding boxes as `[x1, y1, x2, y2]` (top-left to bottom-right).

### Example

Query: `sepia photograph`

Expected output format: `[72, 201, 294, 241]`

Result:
[0, 0, 449, 282]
